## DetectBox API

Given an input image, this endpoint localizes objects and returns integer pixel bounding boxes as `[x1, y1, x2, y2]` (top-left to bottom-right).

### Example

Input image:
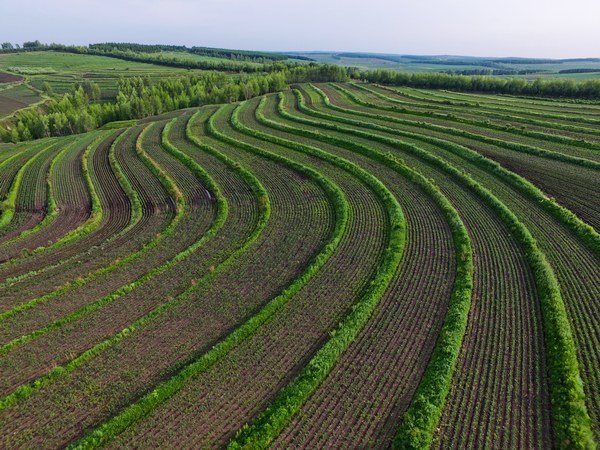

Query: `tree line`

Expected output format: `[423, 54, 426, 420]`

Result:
[0, 64, 350, 143]
[443, 68, 545, 76]
[0, 42, 312, 71]
[357, 70, 600, 99]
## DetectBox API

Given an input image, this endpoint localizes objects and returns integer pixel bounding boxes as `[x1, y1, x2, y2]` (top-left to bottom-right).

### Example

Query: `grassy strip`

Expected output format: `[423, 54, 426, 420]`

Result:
[225, 100, 405, 448]
[392, 86, 600, 127]
[261, 92, 475, 449]
[0, 129, 165, 321]
[0, 136, 78, 248]
[0, 131, 111, 263]
[288, 89, 596, 448]
[0, 131, 135, 293]
[334, 83, 600, 170]
[389, 86, 600, 130]
[356, 83, 600, 153]
[0, 117, 231, 412]
[68, 105, 348, 449]
[108, 129, 143, 226]
[301, 85, 600, 255]
[0, 141, 58, 230]
[0, 124, 193, 352]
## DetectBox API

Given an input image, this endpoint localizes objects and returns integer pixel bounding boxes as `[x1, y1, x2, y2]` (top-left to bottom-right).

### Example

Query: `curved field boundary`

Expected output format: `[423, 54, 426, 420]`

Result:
[299, 85, 600, 444]
[0, 117, 236, 412]
[380, 85, 600, 138]
[301, 85, 600, 254]
[0, 128, 150, 295]
[334, 83, 600, 169]
[0, 131, 109, 267]
[0, 143, 48, 204]
[345, 82, 600, 163]
[0, 139, 62, 243]
[254, 93, 475, 448]
[0, 137, 81, 249]
[0, 144, 27, 167]
[0, 123, 213, 352]
[0, 141, 58, 230]
[284, 88, 595, 448]
[212, 100, 404, 448]
[355, 83, 600, 154]
[396, 86, 600, 124]
[68, 105, 350, 450]
[0, 131, 164, 322]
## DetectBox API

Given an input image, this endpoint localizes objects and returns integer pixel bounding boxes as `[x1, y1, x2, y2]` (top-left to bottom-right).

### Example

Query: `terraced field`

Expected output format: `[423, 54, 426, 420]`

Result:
[0, 82, 598, 449]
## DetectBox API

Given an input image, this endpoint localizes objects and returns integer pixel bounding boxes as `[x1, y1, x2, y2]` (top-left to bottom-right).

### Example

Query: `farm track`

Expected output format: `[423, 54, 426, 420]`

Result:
[1, 82, 598, 449]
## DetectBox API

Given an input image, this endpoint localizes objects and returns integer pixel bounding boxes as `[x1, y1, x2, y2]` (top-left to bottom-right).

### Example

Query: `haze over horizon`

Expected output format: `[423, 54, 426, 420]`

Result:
[1, 0, 599, 59]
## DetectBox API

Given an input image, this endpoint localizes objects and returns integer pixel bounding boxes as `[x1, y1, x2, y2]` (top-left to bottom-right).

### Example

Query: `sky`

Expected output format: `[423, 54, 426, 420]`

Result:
[1, 0, 599, 58]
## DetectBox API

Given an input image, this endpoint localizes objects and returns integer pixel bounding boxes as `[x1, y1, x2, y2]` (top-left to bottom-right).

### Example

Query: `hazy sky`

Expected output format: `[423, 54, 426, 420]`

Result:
[1, 0, 599, 58]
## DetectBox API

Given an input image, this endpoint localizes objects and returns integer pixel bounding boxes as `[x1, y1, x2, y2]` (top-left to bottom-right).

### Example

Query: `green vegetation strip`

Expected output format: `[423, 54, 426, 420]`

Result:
[0, 123, 202, 350]
[218, 100, 404, 448]
[1, 131, 109, 264]
[286, 89, 595, 448]
[388, 85, 600, 129]
[355, 83, 600, 153]
[335, 83, 600, 169]
[0, 141, 58, 229]
[0, 131, 135, 290]
[387, 86, 600, 146]
[68, 105, 348, 449]
[0, 136, 78, 248]
[0, 117, 232, 411]
[300, 85, 600, 254]
[258, 92, 475, 449]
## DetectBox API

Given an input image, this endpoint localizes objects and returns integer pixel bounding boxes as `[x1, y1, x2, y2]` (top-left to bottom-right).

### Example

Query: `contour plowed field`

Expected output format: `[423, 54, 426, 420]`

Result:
[0, 83, 598, 450]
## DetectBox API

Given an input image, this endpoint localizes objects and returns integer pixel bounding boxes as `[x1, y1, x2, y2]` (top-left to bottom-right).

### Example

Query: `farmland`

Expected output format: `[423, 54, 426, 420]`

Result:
[0, 75, 598, 450]
[0, 51, 217, 97]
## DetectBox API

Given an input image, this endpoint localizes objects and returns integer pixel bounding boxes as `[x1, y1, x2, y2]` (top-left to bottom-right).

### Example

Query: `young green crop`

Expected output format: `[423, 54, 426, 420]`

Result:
[287, 87, 595, 448]
[334, 83, 600, 169]
[68, 105, 349, 449]
[304, 84, 600, 255]
[256, 91, 474, 449]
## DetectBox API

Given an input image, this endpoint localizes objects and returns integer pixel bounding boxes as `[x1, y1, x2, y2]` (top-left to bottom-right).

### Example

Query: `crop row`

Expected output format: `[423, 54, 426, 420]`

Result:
[305, 84, 599, 253]
[374, 85, 600, 142]
[0, 105, 338, 448]
[307, 84, 600, 427]
[304, 83, 600, 239]
[1, 82, 597, 448]
[264, 91, 545, 448]
[337, 83, 600, 168]
[288, 86, 597, 447]
[351, 83, 600, 159]
[242, 92, 471, 448]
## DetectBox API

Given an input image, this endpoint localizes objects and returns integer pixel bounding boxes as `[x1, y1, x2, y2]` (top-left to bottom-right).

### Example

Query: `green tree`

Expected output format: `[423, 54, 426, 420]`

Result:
[42, 81, 54, 96]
